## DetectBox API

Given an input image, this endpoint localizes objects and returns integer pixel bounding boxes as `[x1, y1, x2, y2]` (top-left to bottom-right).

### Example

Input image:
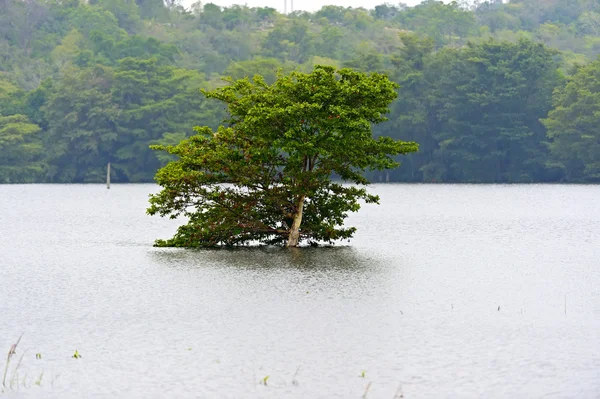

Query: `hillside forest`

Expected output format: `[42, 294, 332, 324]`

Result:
[1, 0, 600, 183]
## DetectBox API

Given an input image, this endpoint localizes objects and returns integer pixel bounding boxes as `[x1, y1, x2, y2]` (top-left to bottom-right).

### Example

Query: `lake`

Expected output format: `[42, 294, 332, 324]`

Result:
[1, 184, 599, 398]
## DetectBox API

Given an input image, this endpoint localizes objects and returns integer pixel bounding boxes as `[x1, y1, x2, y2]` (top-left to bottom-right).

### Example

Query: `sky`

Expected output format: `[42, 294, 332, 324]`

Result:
[182, 0, 449, 13]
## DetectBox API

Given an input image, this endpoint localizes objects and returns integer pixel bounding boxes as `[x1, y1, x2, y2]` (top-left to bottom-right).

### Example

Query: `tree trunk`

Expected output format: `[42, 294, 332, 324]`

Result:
[286, 195, 305, 247]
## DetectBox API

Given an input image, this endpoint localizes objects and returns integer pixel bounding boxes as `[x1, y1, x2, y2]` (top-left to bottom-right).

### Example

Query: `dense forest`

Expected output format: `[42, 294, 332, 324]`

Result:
[1, 0, 599, 183]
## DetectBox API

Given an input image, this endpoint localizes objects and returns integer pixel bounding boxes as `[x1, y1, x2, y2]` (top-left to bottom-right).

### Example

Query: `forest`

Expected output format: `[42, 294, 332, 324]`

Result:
[1, 0, 599, 183]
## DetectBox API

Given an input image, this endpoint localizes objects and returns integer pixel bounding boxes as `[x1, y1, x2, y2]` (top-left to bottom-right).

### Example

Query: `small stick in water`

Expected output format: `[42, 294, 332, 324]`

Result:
[362, 381, 372, 399]
[393, 384, 404, 399]
[107, 162, 111, 189]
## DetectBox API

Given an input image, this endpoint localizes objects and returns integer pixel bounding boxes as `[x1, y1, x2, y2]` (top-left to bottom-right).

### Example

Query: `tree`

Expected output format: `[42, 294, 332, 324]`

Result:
[542, 58, 600, 182]
[111, 57, 218, 181]
[379, 33, 436, 182]
[343, 42, 385, 72]
[224, 57, 293, 85]
[68, 4, 126, 40]
[42, 65, 119, 182]
[0, 114, 46, 183]
[93, 0, 141, 33]
[475, 0, 521, 33]
[314, 5, 348, 24]
[395, 0, 476, 47]
[373, 3, 399, 21]
[135, 0, 167, 20]
[50, 28, 85, 70]
[263, 19, 314, 63]
[422, 39, 561, 182]
[0, 78, 22, 115]
[314, 25, 344, 59]
[147, 66, 418, 247]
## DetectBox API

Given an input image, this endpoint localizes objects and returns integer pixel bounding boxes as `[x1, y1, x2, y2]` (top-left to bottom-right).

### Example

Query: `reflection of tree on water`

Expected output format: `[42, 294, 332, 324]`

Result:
[147, 246, 396, 300]
[147, 246, 385, 273]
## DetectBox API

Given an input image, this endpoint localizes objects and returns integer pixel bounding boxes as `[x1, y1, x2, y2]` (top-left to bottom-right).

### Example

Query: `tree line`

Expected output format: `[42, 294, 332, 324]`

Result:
[1, 0, 599, 183]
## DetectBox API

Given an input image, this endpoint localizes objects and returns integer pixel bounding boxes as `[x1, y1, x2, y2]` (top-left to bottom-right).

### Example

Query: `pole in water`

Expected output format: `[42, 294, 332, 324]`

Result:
[107, 162, 111, 189]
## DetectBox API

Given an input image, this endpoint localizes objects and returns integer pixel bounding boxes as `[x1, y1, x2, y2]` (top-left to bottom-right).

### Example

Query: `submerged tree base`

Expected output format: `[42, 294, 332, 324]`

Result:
[153, 239, 325, 248]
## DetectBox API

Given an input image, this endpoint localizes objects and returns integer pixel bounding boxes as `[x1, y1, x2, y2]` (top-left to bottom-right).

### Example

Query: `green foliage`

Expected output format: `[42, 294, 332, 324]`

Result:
[148, 66, 417, 247]
[42, 65, 118, 182]
[224, 57, 295, 85]
[425, 39, 562, 182]
[263, 19, 315, 63]
[0, 0, 600, 184]
[135, 0, 167, 20]
[93, 0, 142, 33]
[110, 58, 217, 181]
[69, 4, 127, 40]
[0, 114, 45, 183]
[36, 58, 221, 182]
[0, 79, 24, 116]
[381, 37, 562, 182]
[542, 57, 600, 182]
[396, 0, 476, 47]
[343, 42, 385, 72]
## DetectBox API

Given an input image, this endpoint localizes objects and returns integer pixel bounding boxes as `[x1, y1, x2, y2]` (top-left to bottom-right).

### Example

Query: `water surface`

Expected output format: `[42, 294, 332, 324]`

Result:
[1, 184, 599, 398]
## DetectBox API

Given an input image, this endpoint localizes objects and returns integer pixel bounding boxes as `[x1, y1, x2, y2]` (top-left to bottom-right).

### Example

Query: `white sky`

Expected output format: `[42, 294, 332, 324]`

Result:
[183, 0, 449, 13]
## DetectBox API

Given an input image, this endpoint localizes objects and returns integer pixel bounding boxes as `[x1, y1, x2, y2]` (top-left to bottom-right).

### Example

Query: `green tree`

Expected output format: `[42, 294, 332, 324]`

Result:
[111, 57, 218, 181]
[68, 4, 127, 40]
[396, 0, 476, 47]
[314, 5, 348, 24]
[50, 28, 85, 70]
[263, 19, 314, 63]
[42, 65, 119, 182]
[542, 58, 600, 182]
[576, 12, 600, 36]
[379, 33, 436, 182]
[475, 0, 522, 33]
[224, 57, 293, 84]
[0, 114, 46, 183]
[147, 66, 417, 247]
[343, 42, 385, 72]
[92, 0, 141, 33]
[135, 0, 167, 20]
[198, 3, 224, 29]
[373, 3, 399, 21]
[314, 25, 344, 59]
[424, 39, 561, 182]
[0, 78, 22, 115]
[221, 5, 253, 30]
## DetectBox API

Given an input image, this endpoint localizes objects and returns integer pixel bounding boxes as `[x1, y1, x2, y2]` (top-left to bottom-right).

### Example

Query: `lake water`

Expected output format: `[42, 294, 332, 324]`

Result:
[0, 184, 599, 398]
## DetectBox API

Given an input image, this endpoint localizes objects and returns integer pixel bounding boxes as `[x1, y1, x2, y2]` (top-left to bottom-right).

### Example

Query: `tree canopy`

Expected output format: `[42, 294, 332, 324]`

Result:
[542, 58, 600, 182]
[147, 66, 417, 247]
